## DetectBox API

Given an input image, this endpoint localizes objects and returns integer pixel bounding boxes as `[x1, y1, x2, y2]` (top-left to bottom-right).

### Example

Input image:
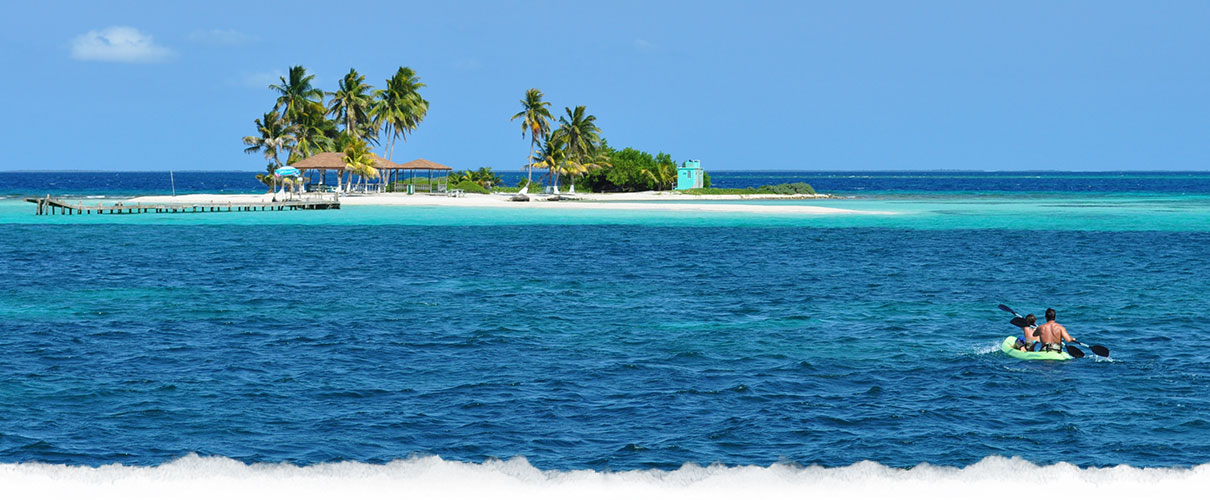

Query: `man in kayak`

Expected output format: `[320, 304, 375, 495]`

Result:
[1013, 314, 1039, 351]
[1035, 308, 1077, 352]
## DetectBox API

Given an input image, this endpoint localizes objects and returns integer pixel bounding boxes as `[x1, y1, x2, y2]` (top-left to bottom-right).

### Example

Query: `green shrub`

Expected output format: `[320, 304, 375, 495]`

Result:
[755, 182, 815, 195]
[451, 180, 490, 194]
[679, 187, 758, 195]
[678, 183, 814, 195]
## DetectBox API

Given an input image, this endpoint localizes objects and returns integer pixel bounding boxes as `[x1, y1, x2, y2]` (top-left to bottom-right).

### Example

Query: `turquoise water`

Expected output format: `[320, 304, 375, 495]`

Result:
[2, 176, 1209, 472]
[3, 192, 1209, 231]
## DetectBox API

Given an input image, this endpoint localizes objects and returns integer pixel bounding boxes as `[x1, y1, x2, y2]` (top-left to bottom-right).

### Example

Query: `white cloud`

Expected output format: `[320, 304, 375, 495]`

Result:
[452, 58, 482, 71]
[188, 28, 257, 46]
[634, 38, 657, 51]
[71, 26, 175, 63]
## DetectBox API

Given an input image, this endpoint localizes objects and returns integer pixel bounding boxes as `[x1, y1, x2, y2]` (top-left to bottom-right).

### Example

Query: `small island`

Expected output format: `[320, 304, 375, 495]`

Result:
[238, 65, 837, 205]
[30, 65, 877, 217]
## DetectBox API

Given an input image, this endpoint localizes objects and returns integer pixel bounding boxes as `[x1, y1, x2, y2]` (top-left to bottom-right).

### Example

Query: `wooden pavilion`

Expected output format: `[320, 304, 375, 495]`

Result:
[291, 153, 454, 193]
[394, 158, 453, 193]
[290, 152, 347, 191]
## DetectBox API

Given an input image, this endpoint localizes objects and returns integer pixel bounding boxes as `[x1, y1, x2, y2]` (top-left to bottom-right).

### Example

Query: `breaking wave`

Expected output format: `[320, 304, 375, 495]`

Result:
[1, 455, 1206, 500]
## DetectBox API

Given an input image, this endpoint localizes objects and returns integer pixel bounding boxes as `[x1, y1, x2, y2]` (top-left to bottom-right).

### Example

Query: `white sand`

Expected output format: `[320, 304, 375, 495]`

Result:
[123, 191, 893, 216]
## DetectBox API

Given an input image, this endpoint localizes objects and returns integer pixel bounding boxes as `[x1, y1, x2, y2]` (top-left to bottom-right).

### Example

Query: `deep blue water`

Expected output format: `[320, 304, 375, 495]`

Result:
[1, 171, 1209, 471]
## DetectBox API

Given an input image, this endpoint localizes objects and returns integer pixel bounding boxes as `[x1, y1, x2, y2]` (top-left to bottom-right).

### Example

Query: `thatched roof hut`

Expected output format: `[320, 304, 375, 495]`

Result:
[290, 153, 453, 193]
[396, 158, 453, 171]
[291, 152, 404, 171]
[291, 152, 346, 170]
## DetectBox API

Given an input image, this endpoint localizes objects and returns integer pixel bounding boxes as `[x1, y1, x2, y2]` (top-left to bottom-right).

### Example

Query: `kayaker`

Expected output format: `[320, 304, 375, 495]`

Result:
[1035, 308, 1076, 352]
[1013, 314, 1039, 351]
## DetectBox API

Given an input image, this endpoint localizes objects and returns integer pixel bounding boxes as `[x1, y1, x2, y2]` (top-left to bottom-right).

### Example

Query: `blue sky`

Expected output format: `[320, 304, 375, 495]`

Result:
[1, 0, 1207, 171]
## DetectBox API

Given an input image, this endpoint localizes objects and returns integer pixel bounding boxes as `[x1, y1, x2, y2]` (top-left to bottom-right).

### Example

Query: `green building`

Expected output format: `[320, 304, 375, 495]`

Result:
[676, 160, 703, 190]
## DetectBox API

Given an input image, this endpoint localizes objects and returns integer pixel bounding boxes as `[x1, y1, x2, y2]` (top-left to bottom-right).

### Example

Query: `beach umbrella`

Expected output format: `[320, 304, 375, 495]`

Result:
[274, 166, 302, 199]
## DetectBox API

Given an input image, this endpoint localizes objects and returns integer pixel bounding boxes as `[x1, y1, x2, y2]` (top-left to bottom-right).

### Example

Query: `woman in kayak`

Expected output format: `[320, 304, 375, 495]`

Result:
[1013, 314, 1039, 351]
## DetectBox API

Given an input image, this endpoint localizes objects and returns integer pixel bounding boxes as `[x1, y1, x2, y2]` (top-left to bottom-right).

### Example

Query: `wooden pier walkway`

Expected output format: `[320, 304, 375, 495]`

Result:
[25, 195, 340, 215]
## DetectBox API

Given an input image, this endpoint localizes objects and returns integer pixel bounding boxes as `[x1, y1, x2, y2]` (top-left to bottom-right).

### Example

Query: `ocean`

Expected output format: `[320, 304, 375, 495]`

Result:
[5, 170, 1210, 197]
[1, 170, 1208, 496]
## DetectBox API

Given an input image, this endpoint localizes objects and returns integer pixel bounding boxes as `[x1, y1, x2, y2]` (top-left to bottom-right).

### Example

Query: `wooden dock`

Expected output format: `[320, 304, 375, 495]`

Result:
[25, 195, 340, 215]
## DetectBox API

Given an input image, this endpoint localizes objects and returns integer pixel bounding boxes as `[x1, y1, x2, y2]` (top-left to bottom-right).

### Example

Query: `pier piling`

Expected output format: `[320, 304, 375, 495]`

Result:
[24, 195, 340, 216]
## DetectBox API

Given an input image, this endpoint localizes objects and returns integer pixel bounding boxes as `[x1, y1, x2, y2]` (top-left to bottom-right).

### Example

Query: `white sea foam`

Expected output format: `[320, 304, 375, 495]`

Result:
[972, 340, 1004, 355]
[1, 455, 1206, 500]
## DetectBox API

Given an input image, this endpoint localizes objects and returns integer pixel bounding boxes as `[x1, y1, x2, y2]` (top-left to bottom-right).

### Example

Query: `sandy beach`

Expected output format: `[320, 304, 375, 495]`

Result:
[122, 191, 894, 216]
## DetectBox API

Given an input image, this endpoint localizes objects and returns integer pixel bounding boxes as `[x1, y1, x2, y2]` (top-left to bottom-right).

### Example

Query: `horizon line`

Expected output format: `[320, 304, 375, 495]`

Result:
[4, 169, 1210, 174]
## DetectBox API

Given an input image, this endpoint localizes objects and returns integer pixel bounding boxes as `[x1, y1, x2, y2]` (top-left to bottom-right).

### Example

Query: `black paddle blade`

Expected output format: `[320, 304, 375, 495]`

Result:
[1090, 345, 1110, 357]
[1066, 344, 1085, 358]
[1010, 317, 1029, 328]
[998, 304, 1017, 315]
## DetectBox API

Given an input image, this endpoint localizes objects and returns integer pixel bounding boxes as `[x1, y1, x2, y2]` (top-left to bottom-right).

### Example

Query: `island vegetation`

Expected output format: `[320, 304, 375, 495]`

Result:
[510, 89, 717, 193]
[680, 183, 816, 195]
[242, 68, 813, 195]
[242, 65, 428, 191]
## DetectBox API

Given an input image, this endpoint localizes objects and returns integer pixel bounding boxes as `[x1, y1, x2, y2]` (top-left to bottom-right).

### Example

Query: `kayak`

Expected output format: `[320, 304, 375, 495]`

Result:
[1000, 336, 1073, 361]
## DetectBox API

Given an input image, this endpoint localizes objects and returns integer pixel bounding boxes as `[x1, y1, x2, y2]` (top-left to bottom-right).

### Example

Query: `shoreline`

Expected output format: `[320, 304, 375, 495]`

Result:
[118, 191, 894, 216]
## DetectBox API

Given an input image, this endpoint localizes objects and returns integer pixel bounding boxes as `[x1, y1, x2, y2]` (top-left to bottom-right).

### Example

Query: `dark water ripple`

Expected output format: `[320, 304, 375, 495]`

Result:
[1, 225, 1208, 470]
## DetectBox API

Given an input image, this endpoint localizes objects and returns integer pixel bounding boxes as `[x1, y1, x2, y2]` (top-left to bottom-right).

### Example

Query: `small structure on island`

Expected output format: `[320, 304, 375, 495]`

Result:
[395, 159, 453, 194]
[290, 152, 368, 193]
[291, 153, 454, 193]
[676, 160, 704, 190]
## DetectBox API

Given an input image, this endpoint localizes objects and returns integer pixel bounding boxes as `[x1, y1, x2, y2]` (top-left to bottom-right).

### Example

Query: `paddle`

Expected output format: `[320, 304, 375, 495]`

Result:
[1074, 341, 1110, 357]
[998, 303, 1109, 357]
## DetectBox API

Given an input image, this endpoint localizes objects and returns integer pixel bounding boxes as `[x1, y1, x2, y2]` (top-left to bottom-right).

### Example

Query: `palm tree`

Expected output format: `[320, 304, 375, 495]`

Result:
[290, 108, 338, 160]
[448, 168, 501, 189]
[270, 66, 325, 127]
[242, 110, 296, 171]
[472, 167, 502, 188]
[554, 106, 601, 161]
[510, 89, 552, 189]
[328, 68, 376, 142]
[642, 158, 678, 191]
[342, 136, 378, 192]
[374, 67, 428, 162]
[328, 69, 377, 190]
[271, 66, 332, 187]
[575, 148, 612, 193]
[279, 175, 306, 199]
[553, 106, 602, 193]
[534, 132, 567, 193]
[243, 111, 297, 194]
[373, 67, 428, 189]
[255, 162, 277, 193]
[275, 102, 338, 188]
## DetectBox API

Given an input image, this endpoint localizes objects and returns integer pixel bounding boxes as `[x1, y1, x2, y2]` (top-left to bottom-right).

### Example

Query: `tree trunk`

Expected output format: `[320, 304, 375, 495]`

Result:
[527, 139, 535, 188]
[388, 126, 397, 162]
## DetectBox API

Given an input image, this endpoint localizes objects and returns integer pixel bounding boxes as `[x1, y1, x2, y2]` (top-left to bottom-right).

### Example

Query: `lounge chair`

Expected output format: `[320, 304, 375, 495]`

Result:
[510, 182, 530, 202]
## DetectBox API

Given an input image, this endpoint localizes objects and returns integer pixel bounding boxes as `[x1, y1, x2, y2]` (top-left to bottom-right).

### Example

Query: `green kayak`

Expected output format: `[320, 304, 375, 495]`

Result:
[1000, 336, 1073, 361]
